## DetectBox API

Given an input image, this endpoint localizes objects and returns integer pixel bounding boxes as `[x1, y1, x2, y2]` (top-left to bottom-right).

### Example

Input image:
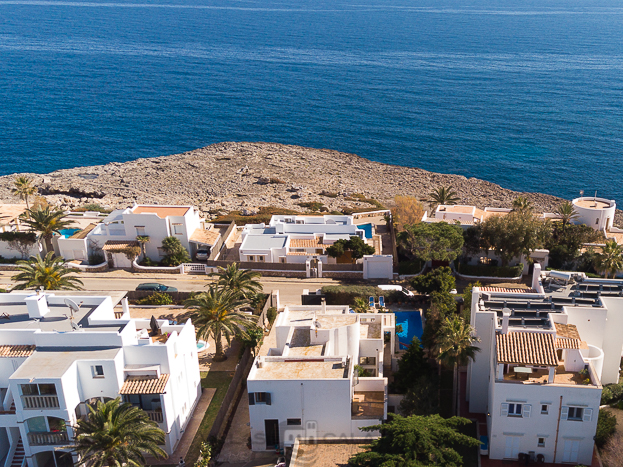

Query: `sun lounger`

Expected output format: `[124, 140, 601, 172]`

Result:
[369, 296, 375, 308]
[379, 296, 385, 308]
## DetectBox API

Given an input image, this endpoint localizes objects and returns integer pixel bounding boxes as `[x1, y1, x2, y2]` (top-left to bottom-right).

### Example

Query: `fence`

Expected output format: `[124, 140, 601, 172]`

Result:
[210, 222, 237, 261]
[205, 260, 306, 271]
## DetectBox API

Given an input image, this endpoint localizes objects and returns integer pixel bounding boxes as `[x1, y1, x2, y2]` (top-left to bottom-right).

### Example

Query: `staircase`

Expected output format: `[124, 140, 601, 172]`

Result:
[10, 438, 24, 467]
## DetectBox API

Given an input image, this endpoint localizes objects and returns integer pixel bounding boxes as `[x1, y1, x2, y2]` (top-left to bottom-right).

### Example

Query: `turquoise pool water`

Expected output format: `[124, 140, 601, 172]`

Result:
[395, 311, 424, 350]
[58, 228, 81, 237]
[358, 223, 373, 239]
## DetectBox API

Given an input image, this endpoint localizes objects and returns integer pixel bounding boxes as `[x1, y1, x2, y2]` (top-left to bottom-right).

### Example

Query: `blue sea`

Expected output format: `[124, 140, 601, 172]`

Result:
[1, 0, 622, 204]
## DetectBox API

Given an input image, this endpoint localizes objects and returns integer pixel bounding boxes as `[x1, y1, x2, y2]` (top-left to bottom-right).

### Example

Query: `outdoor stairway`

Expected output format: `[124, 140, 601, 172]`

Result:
[10, 438, 25, 467]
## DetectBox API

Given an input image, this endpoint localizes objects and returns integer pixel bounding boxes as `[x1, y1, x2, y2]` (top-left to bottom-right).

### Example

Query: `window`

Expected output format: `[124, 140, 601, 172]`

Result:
[359, 356, 377, 365]
[249, 392, 271, 405]
[541, 404, 549, 415]
[508, 403, 522, 416]
[248, 255, 255, 262]
[21, 383, 57, 396]
[596, 218, 599, 225]
[287, 419, 302, 426]
[136, 226, 146, 236]
[258, 256, 265, 262]
[280, 257, 286, 263]
[568, 407, 584, 421]
[92, 365, 105, 378]
[173, 224, 183, 235]
[538, 437, 545, 448]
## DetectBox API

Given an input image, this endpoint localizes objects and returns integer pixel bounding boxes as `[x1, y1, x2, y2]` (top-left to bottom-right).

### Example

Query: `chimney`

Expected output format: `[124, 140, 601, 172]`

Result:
[501, 308, 511, 334]
[25, 294, 50, 319]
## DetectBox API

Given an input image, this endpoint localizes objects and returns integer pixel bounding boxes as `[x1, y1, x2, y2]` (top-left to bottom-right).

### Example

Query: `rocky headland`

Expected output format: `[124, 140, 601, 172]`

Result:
[2, 142, 621, 225]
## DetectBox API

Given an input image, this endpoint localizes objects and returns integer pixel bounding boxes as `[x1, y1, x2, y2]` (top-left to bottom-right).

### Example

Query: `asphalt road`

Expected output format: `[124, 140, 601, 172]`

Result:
[0, 271, 339, 305]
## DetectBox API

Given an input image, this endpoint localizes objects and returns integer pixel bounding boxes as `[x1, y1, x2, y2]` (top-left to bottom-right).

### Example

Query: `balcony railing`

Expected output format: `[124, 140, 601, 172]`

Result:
[21, 395, 60, 409]
[28, 431, 68, 446]
[145, 410, 164, 423]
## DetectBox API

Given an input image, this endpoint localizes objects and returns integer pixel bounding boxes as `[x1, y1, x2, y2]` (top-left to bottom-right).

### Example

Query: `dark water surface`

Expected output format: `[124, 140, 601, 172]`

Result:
[1, 0, 622, 203]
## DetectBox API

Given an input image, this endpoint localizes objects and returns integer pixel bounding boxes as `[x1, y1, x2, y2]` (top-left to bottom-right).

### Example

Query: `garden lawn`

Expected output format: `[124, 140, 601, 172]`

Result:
[185, 370, 234, 464]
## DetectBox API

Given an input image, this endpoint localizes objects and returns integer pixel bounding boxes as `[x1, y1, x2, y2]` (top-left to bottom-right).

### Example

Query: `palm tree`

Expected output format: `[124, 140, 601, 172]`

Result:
[70, 398, 167, 467]
[556, 202, 579, 231]
[595, 240, 623, 279]
[426, 186, 460, 212]
[21, 206, 74, 256]
[12, 252, 84, 290]
[184, 286, 257, 361]
[512, 196, 533, 213]
[437, 316, 480, 416]
[136, 235, 150, 262]
[209, 262, 262, 299]
[11, 176, 36, 209]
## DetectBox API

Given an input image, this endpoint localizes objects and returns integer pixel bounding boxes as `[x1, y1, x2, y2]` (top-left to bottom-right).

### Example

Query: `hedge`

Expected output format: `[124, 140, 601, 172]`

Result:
[457, 264, 523, 278]
[0, 231, 36, 243]
[321, 285, 405, 305]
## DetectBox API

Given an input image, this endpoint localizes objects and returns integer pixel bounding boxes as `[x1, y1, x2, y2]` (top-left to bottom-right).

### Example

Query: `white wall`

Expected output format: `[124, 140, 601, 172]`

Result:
[572, 197, 616, 231]
[0, 241, 39, 260]
[488, 380, 601, 465]
[363, 255, 393, 280]
[468, 309, 496, 413]
[248, 378, 353, 450]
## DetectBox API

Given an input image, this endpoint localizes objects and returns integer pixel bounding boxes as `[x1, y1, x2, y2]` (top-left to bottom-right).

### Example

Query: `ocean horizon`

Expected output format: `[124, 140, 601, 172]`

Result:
[1, 0, 622, 204]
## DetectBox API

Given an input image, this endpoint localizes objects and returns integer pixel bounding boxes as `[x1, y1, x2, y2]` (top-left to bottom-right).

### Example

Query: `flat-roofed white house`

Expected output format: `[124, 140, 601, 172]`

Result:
[0, 292, 202, 467]
[464, 268, 622, 465]
[57, 204, 220, 266]
[239, 215, 376, 264]
[247, 303, 396, 451]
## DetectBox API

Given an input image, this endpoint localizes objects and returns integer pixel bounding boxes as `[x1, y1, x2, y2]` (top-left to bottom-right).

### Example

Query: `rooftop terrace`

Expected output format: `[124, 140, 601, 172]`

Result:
[252, 358, 349, 380]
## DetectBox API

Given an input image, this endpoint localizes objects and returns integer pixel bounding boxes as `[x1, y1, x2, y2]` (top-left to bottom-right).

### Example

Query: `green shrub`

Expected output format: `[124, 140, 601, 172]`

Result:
[601, 387, 614, 405]
[410, 267, 455, 294]
[0, 256, 21, 264]
[137, 292, 174, 306]
[88, 253, 105, 265]
[595, 410, 617, 447]
[73, 203, 111, 213]
[457, 263, 523, 278]
[397, 260, 424, 275]
[297, 201, 325, 212]
[0, 231, 37, 243]
[606, 382, 623, 403]
[139, 257, 158, 267]
[266, 307, 277, 325]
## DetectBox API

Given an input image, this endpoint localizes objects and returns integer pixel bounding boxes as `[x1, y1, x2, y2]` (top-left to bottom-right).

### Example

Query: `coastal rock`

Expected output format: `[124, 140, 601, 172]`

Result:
[0, 142, 621, 226]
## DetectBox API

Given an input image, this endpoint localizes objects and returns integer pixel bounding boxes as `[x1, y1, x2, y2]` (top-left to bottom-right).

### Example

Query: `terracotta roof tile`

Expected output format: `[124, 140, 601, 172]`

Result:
[289, 238, 323, 248]
[496, 332, 558, 366]
[119, 374, 170, 395]
[102, 240, 139, 251]
[0, 345, 35, 358]
[190, 228, 220, 245]
[554, 322, 581, 340]
[555, 337, 581, 350]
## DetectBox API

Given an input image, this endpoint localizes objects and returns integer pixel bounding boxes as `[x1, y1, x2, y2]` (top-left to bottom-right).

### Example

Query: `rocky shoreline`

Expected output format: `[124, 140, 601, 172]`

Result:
[2, 142, 621, 225]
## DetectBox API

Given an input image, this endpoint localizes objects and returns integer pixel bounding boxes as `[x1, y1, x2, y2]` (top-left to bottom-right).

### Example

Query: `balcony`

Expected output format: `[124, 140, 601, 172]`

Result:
[28, 431, 68, 446]
[22, 395, 60, 410]
[145, 410, 164, 423]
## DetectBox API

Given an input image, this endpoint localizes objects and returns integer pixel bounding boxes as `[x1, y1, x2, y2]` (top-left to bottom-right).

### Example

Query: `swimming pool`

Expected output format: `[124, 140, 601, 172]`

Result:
[58, 228, 81, 238]
[395, 311, 424, 349]
[357, 223, 373, 239]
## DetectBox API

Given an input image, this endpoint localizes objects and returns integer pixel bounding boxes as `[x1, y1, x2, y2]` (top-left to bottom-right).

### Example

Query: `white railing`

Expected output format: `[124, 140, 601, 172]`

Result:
[28, 431, 68, 446]
[145, 410, 164, 423]
[181, 263, 208, 274]
[21, 395, 60, 409]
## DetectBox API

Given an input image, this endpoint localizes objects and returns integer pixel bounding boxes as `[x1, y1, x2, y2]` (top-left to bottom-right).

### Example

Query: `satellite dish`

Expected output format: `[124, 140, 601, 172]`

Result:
[64, 298, 82, 315]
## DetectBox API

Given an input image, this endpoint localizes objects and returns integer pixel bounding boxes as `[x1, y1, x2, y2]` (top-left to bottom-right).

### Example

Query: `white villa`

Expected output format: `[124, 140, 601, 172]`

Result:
[57, 204, 221, 266]
[239, 215, 378, 264]
[0, 292, 202, 467]
[571, 196, 616, 232]
[247, 303, 396, 451]
[422, 205, 514, 228]
[465, 266, 623, 464]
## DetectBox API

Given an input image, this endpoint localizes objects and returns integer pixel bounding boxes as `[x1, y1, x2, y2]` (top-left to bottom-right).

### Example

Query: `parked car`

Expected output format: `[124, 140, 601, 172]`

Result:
[135, 283, 178, 293]
[195, 249, 209, 261]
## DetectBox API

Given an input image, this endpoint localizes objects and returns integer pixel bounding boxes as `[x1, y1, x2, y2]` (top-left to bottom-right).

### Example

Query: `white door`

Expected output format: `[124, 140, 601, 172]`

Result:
[504, 436, 521, 459]
[562, 440, 580, 463]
